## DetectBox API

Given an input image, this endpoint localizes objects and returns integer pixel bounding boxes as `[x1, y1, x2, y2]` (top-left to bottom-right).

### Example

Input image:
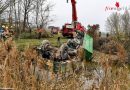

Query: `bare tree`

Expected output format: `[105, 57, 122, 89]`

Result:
[0, 0, 53, 38]
[13, 0, 22, 36]
[22, 0, 34, 32]
[121, 10, 130, 38]
[33, 0, 53, 28]
[0, 0, 14, 14]
[106, 12, 122, 40]
[8, 0, 15, 28]
[106, 11, 130, 40]
[0, 0, 15, 25]
[34, 0, 40, 28]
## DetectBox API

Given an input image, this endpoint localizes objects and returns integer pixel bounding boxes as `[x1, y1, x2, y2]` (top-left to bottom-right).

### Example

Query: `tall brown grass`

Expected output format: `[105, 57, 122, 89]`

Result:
[0, 38, 130, 90]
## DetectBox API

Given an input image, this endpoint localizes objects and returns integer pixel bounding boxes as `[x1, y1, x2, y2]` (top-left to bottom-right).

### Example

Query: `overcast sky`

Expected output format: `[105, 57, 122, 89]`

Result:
[48, 0, 130, 32]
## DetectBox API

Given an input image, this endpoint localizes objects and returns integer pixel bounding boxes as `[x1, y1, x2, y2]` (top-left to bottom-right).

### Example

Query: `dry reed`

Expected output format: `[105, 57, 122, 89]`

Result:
[0, 38, 129, 90]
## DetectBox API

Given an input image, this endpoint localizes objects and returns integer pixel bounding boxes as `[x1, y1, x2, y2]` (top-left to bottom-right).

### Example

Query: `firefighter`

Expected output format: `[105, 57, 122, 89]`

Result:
[57, 30, 62, 47]
[3, 27, 10, 40]
[0, 27, 4, 39]
[36, 26, 43, 39]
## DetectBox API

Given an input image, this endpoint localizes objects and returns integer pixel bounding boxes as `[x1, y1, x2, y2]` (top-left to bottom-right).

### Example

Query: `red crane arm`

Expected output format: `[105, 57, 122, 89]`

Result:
[71, 0, 77, 22]
[67, 0, 77, 22]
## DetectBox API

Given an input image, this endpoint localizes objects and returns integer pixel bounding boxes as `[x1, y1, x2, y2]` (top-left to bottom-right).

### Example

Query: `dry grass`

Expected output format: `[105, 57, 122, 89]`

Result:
[0, 38, 130, 90]
[0, 38, 84, 90]
[99, 56, 129, 90]
[94, 45, 129, 90]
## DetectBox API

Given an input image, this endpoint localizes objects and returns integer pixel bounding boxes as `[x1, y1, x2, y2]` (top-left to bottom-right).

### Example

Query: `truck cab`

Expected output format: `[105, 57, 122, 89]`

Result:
[62, 22, 85, 37]
[62, 23, 74, 37]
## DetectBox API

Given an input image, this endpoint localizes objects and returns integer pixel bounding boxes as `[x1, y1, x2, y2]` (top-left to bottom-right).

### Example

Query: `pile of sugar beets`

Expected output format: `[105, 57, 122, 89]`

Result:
[36, 31, 85, 74]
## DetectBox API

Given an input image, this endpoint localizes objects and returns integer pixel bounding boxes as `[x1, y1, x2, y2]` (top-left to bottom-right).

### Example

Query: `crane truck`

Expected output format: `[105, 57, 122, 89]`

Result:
[62, 0, 86, 37]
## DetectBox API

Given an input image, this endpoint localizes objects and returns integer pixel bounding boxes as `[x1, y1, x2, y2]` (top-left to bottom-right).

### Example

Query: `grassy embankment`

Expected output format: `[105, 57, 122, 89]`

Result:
[15, 35, 68, 50]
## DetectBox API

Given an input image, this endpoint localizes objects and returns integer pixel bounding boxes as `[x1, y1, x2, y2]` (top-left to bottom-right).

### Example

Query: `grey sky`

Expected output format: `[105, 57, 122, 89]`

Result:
[48, 0, 130, 32]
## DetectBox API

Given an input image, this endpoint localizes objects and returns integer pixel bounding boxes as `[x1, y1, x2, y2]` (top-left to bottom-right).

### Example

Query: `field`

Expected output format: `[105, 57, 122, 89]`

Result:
[15, 35, 68, 50]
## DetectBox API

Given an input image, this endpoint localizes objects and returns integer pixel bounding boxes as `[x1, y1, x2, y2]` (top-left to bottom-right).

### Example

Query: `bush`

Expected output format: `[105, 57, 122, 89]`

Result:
[19, 31, 51, 39]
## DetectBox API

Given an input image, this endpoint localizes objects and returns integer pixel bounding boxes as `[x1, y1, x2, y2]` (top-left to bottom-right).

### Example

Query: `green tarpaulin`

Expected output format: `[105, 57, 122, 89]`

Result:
[83, 34, 93, 61]
[84, 50, 93, 61]
[83, 34, 93, 53]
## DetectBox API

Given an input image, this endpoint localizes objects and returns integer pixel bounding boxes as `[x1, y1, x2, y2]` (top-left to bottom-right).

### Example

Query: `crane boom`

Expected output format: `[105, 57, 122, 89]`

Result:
[67, 0, 77, 22]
